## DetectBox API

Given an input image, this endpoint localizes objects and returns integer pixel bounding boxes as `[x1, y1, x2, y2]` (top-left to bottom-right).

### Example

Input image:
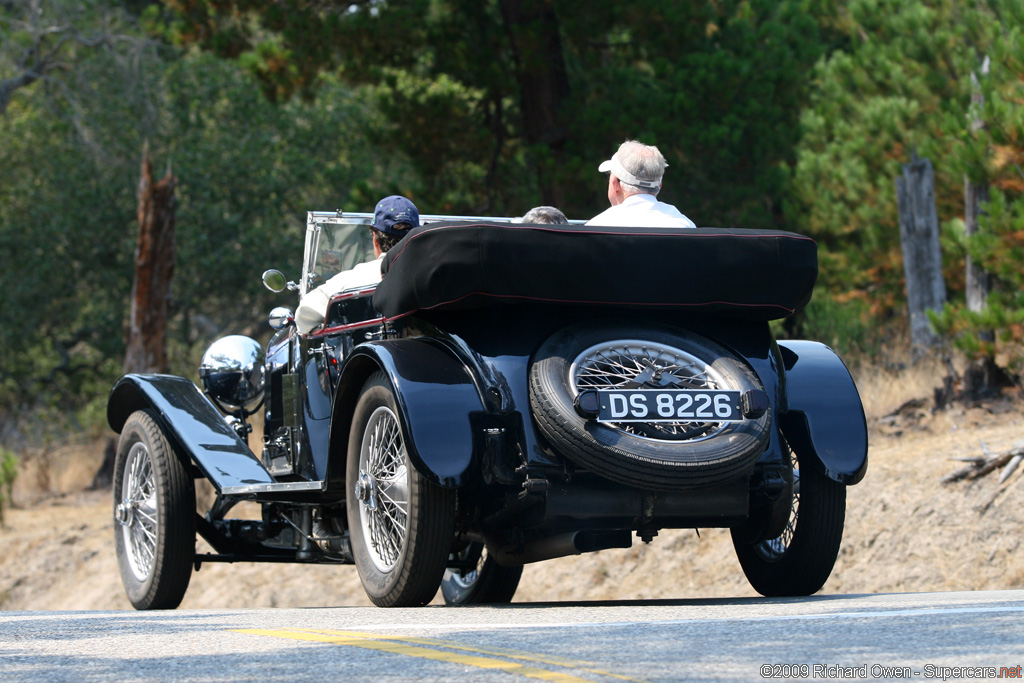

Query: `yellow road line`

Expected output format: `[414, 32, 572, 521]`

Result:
[288, 627, 647, 683]
[234, 628, 648, 683]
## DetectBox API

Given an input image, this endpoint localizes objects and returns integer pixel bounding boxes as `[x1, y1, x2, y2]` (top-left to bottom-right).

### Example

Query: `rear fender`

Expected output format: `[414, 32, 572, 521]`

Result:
[777, 341, 868, 485]
[107, 374, 274, 492]
[329, 339, 485, 489]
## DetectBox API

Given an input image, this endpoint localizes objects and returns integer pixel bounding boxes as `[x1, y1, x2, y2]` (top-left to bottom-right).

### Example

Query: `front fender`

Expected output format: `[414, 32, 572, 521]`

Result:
[107, 374, 274, 492]
[330, 339, 485, 488]
[777, 341, 868, 485]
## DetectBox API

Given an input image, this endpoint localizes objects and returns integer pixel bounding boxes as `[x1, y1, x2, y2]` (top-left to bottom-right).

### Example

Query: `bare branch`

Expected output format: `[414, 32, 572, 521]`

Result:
[1000, 454, 1023, 483]
[942, 440, 1024, 483]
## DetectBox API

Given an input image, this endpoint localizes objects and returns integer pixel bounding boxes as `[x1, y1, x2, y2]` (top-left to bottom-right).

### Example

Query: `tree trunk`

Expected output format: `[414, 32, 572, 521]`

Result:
[123, 145, 176, 376]
[90, 438, 117, 490]
[962, 176, 1002, 400]
[498, 0, 570, 208]
[96, 146, 176, 488]
[964, 177, 990, 319]
[896, 154, 946, 358]
[960, 55, 1000, 401]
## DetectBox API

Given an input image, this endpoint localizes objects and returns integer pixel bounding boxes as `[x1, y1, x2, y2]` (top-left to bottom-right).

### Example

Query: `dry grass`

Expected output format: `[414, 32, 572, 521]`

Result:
[2, 359, 1024, 610]
[853, 354, 951, 419]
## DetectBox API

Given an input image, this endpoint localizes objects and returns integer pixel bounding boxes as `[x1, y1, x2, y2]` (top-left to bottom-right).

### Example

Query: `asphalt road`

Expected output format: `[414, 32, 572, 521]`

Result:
[2, 590, 1022, 682]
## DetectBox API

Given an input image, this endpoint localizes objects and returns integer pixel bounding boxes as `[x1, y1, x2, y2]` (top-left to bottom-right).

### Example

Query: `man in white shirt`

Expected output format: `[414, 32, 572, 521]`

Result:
[586, 140, 696, 228]
[294, 195, 419, 334]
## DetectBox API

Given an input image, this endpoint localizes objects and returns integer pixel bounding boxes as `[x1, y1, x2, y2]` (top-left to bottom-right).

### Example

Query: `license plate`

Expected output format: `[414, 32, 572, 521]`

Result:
[596, 389, 743, 423]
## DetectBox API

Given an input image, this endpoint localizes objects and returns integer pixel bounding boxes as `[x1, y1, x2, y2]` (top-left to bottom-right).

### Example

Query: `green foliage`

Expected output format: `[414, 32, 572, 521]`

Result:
[791, 0, 972, 314]
[791, 291, 882, 361]
[0, 448, 17, 526]
[158, 53, 415, 340]
[0, 105, 137, 418]
[790, 0, 1024, 372]
[158, 0, 832, 224]
[924, 0, 1024, 368]
[930, 189, 1024, 366]
[560, 0, 832, 226]
[9, 0, 1024, 440]
[0, 6, 409, 436]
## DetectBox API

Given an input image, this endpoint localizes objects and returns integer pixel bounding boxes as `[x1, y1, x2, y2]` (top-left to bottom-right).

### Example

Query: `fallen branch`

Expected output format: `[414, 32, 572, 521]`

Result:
[942, 440, 1024, 484]
[1000, 454, 1023, 483]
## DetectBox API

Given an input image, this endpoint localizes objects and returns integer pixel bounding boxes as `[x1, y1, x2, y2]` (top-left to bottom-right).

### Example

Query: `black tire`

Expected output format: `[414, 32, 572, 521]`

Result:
[113, 409, 195, 610]
[731, 445, 847, 596]
[346, 372, 456, 607]
[529, 322, 771, 490]
[441, 543, 523, 606]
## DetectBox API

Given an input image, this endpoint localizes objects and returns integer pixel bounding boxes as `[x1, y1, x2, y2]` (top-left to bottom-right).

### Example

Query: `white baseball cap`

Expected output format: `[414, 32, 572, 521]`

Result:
[598, 153, 662, 190]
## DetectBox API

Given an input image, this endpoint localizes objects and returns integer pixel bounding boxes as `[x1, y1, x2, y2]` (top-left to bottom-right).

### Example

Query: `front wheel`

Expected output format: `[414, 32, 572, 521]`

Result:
[113, 409, 195, 610]
[441, 543, 523, 605]
[346, 372, 456, 607]
[731, 447, 846, 596]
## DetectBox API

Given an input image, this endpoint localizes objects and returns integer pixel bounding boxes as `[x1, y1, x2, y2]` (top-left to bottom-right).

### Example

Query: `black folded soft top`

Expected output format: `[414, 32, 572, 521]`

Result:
[373, 222, 817, 321]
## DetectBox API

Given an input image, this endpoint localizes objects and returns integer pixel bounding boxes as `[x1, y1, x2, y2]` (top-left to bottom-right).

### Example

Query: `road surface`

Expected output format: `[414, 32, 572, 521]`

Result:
[2, 590, 1022, 682]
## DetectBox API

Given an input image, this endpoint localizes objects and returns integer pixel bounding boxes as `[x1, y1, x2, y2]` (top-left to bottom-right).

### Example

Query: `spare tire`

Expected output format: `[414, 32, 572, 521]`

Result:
[529, 322, 771, 490]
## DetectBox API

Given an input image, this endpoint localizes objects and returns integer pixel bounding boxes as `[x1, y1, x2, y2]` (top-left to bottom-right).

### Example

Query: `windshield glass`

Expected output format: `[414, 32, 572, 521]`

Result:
[311, 219, 375, 289]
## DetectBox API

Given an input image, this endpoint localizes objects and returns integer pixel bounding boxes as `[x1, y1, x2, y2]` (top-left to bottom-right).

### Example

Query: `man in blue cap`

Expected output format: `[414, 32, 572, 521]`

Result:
[295, 195, 419, 334]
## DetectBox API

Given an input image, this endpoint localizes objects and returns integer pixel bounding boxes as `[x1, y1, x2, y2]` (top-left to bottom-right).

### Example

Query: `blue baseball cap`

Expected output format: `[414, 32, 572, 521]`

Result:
[373, 195, 420, 236]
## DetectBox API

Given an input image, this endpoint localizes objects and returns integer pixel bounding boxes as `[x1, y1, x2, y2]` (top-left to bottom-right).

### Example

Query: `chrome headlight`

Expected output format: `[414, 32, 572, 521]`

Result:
[198, 335, 266, 414]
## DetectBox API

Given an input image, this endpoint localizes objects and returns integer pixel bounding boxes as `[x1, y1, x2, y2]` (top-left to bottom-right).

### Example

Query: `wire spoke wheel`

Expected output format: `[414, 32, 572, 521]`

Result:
[117, 443, 158, 581]
[572, 339, 730, 442]
[113, 410, 195, 610]
[357, 406, 410, 573]
[441, 542, 522, 605]
[752, 469, 799, 562]
[347, 372, 455, 607]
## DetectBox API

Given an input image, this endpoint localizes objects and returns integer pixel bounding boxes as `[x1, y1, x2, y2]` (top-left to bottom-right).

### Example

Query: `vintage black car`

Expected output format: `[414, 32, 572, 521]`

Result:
[107, 211, 867, 609]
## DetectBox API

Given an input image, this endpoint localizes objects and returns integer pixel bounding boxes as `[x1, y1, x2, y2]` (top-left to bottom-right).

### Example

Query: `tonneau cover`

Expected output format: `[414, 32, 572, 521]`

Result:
[373, 222, 817, 321]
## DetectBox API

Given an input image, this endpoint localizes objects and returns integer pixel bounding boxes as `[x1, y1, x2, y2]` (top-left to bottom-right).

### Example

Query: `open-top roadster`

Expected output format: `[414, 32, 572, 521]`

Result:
[107, 211, 867, 609]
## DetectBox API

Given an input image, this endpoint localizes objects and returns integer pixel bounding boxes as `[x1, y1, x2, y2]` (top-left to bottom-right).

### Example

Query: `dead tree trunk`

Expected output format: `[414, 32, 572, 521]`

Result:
[962, 175, 1004, 398]
[896, 154, 946, 358]
[94, 146, 176, 489]
[961, 57, 1003, 400]
[964, 178, 991, 319]
[123, 146, 176, 375]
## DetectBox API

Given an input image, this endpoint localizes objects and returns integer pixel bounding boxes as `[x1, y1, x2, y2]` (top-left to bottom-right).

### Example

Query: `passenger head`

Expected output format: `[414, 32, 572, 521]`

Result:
[371, 195, 420, 252]
[598, 140, 668, 198]
[520, 206, 568, 224]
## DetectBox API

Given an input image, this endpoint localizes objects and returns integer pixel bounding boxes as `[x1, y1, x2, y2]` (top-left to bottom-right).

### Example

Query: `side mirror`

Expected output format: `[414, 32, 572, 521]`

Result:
[262, 269, 289, 293]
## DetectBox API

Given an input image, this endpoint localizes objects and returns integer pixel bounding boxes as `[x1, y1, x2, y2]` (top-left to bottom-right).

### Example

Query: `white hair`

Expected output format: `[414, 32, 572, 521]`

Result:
[615, 140, 667, 196]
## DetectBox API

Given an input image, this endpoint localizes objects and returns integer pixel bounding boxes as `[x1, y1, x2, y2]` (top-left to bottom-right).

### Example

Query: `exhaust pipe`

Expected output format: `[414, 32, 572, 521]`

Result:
[492, 529, 632, 567]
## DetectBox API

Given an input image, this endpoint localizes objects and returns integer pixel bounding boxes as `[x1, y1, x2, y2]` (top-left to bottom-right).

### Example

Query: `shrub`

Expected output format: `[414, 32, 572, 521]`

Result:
[0, 448, 18, 526]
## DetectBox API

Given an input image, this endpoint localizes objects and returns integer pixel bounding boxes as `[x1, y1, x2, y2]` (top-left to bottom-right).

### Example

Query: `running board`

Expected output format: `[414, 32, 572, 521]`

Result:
[220, 480, 327, 501]
[194, 552, 353, 568]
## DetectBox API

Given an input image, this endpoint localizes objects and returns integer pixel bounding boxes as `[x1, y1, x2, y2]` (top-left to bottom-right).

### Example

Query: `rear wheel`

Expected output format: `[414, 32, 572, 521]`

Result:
[346, 372, 456, 607]
[441, 543, 523, 605]
[530, 322, 771, 489]
[731, 447, 846, 596]
[113, 409, 195, 610]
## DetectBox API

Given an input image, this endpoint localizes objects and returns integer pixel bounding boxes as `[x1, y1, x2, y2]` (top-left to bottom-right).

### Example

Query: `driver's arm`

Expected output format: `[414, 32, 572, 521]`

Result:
[294, 284, 333, 335]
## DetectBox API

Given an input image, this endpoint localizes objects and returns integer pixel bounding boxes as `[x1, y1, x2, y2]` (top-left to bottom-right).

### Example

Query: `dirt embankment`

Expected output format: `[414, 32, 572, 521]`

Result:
[2, 368, 1023, 610]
